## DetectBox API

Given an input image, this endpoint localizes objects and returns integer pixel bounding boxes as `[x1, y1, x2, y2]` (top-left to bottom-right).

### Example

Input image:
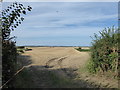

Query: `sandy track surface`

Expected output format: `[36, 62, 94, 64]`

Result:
[15, 47, 118, 88]
[22, 47, 90, 70]
[15, 47, 94, 88]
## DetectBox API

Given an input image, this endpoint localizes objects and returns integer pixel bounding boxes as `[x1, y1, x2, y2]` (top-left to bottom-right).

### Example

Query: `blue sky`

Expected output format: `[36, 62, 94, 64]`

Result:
[3, 2, 118, 46]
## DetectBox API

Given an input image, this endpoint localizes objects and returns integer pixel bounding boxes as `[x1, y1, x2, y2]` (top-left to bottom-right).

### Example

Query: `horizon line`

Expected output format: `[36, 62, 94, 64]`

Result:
[17, 45, 91, 47]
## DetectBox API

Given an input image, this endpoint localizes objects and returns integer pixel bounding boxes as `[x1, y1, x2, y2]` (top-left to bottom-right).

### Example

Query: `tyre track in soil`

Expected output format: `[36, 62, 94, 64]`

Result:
[57, 56, 68, 69]
[45, 58, 59, 68]
[15, 47, 94, 88]
[45, 56, 68, 69]
[43, 56, 96, 88]
[44, 55, 78, 81]
[15, 47, 118, 88]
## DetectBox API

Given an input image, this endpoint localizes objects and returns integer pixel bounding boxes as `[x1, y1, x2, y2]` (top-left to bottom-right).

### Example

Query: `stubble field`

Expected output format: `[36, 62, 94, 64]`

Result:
[14, 47, 118, 88]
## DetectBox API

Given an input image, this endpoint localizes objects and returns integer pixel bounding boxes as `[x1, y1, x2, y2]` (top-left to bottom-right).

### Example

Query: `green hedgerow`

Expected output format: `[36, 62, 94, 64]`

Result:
[88, 26, 119, 74]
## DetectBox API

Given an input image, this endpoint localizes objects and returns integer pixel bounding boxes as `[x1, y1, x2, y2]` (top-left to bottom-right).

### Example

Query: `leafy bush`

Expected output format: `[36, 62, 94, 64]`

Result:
[76, 48, 90, 52]
[2, 2, 32, 88]
[88, 27, 119, 75]
[2, 40, 17, 87]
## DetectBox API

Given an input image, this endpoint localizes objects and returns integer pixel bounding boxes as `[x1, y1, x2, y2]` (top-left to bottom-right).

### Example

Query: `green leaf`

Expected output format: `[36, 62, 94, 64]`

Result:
[21, 17, 24, 21]
[7, 9, 9, 11]
[2, 17, 6, 19]
[27, 8, 31, 11]
[22, 11, 26, 14]
[19, 22, 21, 24]
[16, 24, 18, 26]
[14, 25, 17, 28]
[17, 13, 20, 17]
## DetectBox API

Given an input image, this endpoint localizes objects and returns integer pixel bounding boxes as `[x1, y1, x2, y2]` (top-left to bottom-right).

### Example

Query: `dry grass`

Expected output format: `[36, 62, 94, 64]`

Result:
[13, 47, 118, 88]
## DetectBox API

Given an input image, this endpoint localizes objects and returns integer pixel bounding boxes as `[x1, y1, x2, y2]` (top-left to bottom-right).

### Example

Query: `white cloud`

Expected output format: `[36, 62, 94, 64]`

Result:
[8, 2, 117, 46]
[11, 26, 102, 38]
[8, 2, 117, 30]
[22, 4, 117, 28]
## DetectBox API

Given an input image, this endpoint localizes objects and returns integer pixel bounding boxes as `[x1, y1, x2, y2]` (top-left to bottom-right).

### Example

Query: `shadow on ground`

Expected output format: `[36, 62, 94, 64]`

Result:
[16, 54, 32, 68]
[8, 54, 101, 88]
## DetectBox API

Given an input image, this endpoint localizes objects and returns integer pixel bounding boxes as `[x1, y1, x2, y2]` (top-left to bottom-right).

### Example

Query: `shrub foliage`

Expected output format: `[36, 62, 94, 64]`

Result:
[88, 27, 119, 74]
[2, 2, 32, 88]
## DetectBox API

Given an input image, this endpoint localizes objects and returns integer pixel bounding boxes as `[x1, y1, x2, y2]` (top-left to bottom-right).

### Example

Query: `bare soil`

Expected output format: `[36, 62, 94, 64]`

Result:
[14, 47, 118, 88]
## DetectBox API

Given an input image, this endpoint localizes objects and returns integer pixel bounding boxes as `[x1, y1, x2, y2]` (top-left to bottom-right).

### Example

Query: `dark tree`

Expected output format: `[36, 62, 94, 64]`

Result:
[2, 2, 32, 88]
[2, 2, 32, 41]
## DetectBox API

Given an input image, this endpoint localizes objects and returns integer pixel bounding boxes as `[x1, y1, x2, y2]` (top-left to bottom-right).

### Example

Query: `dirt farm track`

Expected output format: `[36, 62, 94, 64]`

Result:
[14, 47, 118, 88]
[21, 47, 90, 69]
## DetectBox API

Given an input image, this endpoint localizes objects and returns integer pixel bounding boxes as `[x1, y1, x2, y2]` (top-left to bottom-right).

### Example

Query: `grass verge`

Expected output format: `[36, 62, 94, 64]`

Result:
[13, 68, 34, 88]
[75, 48, 90, 52]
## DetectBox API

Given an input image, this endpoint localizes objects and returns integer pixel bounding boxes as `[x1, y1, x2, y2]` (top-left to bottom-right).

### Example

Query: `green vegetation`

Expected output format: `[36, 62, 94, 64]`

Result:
[13, 68, 34, 88]
[76, 48, 90, 52]
[17, 46, 32, 53]
[2, 2, 32, 88]
[88, 27, 119, 76]
[48, 71, 72, 88]
[14, 68, 73, 88]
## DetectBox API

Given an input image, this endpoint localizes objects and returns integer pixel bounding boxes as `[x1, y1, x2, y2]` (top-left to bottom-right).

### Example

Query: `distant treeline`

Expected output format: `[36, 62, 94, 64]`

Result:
[17, 45, 91, 47]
